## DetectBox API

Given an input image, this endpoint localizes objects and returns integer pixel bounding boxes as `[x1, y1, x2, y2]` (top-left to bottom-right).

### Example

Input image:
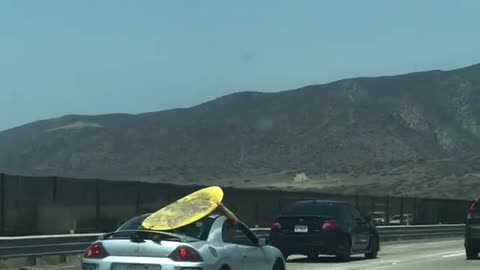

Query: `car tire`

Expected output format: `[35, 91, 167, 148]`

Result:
[365, 236, 379, 259]
[336, 238, 352, 262]
[272, 258, 284, 270]
[280, 250, 289, 260]
[220, 265, 231, 270]
[466, 246, 478, 260]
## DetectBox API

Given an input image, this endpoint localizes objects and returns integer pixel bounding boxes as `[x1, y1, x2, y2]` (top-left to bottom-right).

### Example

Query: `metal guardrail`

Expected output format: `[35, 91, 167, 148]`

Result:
[376, 224, 465, 240]
[0, 225, 465, 259]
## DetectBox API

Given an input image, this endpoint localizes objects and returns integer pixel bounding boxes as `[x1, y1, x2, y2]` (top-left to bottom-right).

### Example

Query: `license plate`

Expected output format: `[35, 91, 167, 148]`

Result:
[112, 263, 161, 270]
[294, 225, 308, 233]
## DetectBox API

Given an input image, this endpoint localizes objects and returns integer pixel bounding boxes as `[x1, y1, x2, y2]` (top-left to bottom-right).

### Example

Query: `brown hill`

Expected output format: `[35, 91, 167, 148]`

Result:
[2, 63, 480, 199]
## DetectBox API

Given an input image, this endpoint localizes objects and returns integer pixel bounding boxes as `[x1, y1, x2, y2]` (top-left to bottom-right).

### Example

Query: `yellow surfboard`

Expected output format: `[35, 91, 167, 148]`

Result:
[141, 186, 224, 231]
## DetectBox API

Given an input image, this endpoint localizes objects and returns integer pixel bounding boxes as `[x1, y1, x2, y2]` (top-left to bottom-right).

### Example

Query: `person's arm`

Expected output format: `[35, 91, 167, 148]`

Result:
[217, 202, 239, 222]
[214, 202, 240, 242]
[216, 202, 239, 229]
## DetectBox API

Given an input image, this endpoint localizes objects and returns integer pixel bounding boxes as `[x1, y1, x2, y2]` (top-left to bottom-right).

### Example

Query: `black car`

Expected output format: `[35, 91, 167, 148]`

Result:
[269, 200, 380, 262]
[465, 199, 480, 259]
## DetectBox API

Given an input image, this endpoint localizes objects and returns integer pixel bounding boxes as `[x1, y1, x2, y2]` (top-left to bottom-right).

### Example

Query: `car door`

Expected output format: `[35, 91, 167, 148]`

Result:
[222, 221, 247, 270]
[350, 206, 370, 250]
[231, 223, 269, 270]
[342, 206, 360, 251]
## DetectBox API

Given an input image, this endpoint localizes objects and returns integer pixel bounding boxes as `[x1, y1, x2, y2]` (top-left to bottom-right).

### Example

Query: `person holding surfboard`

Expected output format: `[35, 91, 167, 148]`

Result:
[216, 201, 239, 226]
[141, 186, 240, 240]
[168, 201, 239, 241]
[215, 201, 240, 240]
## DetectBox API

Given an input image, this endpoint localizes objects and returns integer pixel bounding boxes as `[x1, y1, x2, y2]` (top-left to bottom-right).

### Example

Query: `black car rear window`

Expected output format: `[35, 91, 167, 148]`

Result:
[283, 201, 342, 217]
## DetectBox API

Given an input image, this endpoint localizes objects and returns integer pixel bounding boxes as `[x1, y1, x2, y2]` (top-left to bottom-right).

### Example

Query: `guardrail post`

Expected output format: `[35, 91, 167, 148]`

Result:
[0, 173, 4, 234]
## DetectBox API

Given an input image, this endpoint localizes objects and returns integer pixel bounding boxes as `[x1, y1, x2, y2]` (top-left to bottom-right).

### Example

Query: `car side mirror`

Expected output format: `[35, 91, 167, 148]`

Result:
[258, 237, 269, 246]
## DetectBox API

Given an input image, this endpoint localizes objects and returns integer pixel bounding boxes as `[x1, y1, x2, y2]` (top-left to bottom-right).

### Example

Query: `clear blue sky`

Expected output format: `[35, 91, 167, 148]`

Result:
[1, 0, 479, 131]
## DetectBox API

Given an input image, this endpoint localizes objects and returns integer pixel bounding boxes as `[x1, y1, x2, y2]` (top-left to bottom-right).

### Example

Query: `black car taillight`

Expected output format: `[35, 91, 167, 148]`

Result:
[468, 200, 480, 219]
[84, 242, 109, 259]
[322, 219, 338, 230]
[169, 246, 203, 262]
[271, 221, 281, 231]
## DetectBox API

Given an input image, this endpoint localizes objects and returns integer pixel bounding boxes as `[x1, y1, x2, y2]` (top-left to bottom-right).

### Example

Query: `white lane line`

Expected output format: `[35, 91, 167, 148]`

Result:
[416, 250, 462, 258]
[442, 252, 465, 258]
[377, 260, 401, 265]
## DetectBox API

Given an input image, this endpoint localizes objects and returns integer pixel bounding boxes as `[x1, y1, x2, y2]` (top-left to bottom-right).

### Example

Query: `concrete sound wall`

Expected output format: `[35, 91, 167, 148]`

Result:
[2, 175, 54, 235]
[0, 173, 471, 236]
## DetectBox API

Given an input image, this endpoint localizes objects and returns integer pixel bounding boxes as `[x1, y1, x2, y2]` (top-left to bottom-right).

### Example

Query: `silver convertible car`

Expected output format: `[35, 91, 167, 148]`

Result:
[81, 213, 285, 270]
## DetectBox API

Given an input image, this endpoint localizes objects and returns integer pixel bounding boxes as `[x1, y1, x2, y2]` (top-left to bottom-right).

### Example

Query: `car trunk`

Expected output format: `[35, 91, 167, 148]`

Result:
[101, 239, 182, 257]
[98, 230, 196, 258]
[276, 215, 333, 233]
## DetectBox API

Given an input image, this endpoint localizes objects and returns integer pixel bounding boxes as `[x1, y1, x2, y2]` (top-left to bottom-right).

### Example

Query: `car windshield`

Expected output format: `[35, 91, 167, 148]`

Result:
[117, 214, 215, 241]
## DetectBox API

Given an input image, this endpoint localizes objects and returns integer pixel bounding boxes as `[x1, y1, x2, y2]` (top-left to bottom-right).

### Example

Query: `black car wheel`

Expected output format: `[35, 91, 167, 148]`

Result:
[466, 246, 478, 260]
[272, 258, 284, 270]
[336, 238, 352, 262]
[365, 236, 379, 259]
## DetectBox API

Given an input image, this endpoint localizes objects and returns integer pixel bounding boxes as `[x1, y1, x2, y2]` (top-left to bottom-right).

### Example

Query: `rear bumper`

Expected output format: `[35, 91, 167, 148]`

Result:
[466, 224, 480, 238]
[82, 256, 206, 270]
[270, 232, 345, 255]
[465, 224, 480, 248]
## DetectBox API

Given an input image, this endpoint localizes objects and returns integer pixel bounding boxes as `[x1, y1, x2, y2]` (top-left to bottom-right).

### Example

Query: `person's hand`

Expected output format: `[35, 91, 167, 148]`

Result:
[214, 200, 224, 208]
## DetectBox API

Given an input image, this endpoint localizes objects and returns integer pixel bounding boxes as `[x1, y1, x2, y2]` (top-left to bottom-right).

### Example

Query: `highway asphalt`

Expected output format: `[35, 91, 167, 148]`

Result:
[287, 238, 477, 270]
[36, 238, 478, 270]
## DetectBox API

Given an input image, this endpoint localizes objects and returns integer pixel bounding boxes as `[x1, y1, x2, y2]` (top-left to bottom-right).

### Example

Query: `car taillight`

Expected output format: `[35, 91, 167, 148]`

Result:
[469, 200, 478, 212]
[169, 246, 203, 262]
[322, 220, 337, 230]
[468, 200, 480, 219]
[271, 222, 281, 231]
[84, 243, 109, 259]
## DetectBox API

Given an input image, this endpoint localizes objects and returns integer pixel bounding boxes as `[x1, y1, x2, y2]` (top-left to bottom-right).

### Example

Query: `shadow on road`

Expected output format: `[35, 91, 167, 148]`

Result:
[287, 255, 366, 264]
